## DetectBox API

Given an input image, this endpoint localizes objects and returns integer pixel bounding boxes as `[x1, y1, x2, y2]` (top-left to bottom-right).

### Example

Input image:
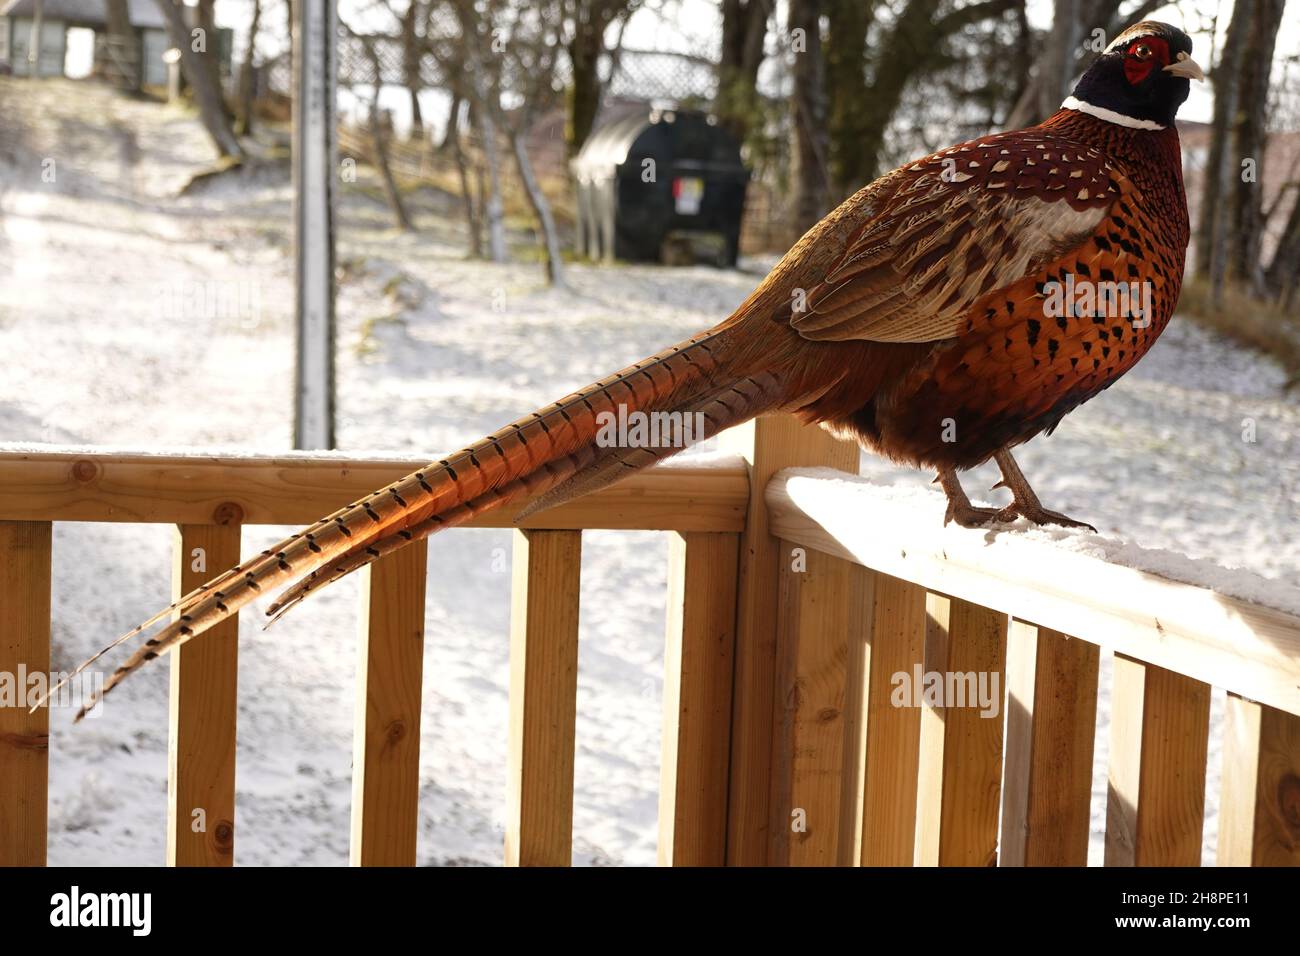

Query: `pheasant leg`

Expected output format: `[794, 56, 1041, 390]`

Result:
[937, 468, 1002, 528]
[991, 449, 1096, 531]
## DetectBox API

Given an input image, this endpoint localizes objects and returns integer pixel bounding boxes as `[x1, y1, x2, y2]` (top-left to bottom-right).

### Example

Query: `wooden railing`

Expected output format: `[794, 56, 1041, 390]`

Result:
[765, 467, 1300, 867]
[1, 420, 1297, 867]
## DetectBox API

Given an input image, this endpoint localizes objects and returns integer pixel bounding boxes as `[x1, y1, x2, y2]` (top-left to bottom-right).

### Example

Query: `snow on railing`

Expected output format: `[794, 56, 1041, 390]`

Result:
[763, 467, 1300, 867]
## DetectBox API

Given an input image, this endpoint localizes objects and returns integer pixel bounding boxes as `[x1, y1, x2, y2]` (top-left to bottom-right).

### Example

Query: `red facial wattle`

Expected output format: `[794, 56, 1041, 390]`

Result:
[1124, 37, 1170, 85]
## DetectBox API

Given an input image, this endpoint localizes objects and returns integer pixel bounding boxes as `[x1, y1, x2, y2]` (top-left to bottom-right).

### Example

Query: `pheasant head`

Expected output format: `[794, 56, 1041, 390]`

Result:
[1066, 21, 1204, 130]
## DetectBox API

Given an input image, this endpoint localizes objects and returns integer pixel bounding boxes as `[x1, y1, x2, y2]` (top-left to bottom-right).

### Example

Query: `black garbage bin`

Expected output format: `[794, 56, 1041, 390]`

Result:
[572, 109, 749, 267]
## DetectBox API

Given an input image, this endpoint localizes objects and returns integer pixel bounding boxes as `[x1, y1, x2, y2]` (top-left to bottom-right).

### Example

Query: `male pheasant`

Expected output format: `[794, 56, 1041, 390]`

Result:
[68, 21, 1202, 716]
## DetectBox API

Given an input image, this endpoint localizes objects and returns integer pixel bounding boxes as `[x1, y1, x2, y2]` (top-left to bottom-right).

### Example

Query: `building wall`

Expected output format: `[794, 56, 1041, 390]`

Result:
[141, 27, 167, 86]
[5, 17, 67, 77]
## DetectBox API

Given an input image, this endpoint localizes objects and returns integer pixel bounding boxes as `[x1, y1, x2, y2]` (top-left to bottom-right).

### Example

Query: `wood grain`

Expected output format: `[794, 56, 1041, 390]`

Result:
[168, 523, 242, 866]
[1106, 654, 1210, 866]
[1218, 693, 1300, 866]
[505, 529, 582, 866]
[0, 521, 51, 867]
[859, 573, 927, 866]
[0, 451, 747, 531]
[769, 542, 867, 865]
[1000, 621, 1098, 866]
[722, 415, 857, 865]
[914, 595, 1007, 867]
[349, 539, 429, 866]
[658, 532, 740, 866]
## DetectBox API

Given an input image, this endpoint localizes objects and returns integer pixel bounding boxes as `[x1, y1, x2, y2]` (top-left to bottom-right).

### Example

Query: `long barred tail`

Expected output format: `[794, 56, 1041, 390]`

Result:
[66, 325, 786, 720]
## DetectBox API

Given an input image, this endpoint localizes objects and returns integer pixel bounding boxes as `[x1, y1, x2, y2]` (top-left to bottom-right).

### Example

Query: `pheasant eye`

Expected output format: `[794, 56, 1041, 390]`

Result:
[1133, 43, 1153, 60]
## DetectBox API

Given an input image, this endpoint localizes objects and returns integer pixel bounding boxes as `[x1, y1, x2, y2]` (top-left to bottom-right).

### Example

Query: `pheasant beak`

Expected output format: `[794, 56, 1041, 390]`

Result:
[1164, 52, 1205, 82]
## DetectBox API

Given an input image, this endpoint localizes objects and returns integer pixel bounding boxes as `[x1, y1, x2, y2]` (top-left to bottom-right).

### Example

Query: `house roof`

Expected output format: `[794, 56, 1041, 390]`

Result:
[0, 0, 166, 31]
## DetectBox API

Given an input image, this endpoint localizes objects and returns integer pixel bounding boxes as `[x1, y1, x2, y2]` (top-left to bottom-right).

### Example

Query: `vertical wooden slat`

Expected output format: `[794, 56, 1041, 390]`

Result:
[505, 529, 581, 866]
[722, 415, 857, 865]
[0, 520, 52, 867]
[1000, 621, 1099, 866]
[658, 531, 739, 866]
[349, 539, 429, 866]
[859, 573, 927, 866]
[836, 566, 873, 865]
[914, 594, 1007, 867]
[1218, 693, 1300, 866]
[1106, 654, 1210, 866]
[769, 542, 869, 865]
[168, 523, 242, 867]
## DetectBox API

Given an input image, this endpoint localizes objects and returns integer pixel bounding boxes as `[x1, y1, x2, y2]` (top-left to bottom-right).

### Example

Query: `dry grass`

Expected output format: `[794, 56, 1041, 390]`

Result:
[1177, 277, 1300, 389]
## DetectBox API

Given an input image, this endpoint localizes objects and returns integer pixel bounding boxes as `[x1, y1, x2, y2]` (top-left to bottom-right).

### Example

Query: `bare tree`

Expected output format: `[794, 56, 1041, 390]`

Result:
[154, 0, 243, 159]
[235, 0, 262, 136]
[402, 0, 428, 141]
[832, 0, 1019, 187]
[562, 0, 640, 156]
[789, 0, 829, 237]
[1225, 0, 1286, 293]
[453, 0, 508, 262]
[102, 0, 140, 90]
[450, 98, 485, 257]
[716, 0, 772, 144]
[475, 0, 568, 283]
[824, 0, 873, 197]
[354, 28, 413, 231]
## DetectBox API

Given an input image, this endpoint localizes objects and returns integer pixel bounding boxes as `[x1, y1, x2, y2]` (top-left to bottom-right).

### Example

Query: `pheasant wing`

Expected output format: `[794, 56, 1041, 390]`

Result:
[791, 130, 1123, 344]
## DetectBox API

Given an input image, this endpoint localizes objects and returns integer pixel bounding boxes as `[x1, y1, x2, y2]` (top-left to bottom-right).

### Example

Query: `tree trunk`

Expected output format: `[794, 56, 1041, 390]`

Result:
[1197, 0, 1249, 295]
[403, 1, 425, 142]
[439, 89, 462, 152]
[474, 82, 508, 262]
[154, 0, 243, 159]
[567, 21, 603, 157]
[511, 129, 566, 286]
[716, 0, 770, 144]
[848, 0, 942, 182]
[1265, 190, 1300, 309]
[371, 106, 412, 231]
[824, 0, 873, 198]
[361, 38, 411, 231]
[235, 0, 261, 136]
[1226, 0, 1285, 293]
[195, 0, 230, 121]
[451, 112, 483, 258]
[102, 0, 139, 90]
[789, 0, 829, 237]
[27, 0, 43, 78]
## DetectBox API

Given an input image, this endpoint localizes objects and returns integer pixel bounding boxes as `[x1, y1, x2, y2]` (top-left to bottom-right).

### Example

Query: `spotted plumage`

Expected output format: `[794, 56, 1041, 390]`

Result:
[63, 21, 1201, 717]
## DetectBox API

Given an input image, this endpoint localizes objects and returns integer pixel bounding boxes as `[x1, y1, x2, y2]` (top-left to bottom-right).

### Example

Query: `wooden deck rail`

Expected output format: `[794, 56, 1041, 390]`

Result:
[0, 448, 752, 868]
[1, 432, 1298, 867]
[765, 468, 1300, 867]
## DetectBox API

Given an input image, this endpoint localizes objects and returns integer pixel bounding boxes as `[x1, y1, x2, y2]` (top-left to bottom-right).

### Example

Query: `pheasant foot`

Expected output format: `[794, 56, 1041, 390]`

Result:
[936, 468, 1002, 528]
[992, 449, 1096, 531]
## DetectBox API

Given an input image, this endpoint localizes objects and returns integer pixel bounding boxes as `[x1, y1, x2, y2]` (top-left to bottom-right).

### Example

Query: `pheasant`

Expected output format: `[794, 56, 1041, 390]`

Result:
[68, 21, 1201, 717]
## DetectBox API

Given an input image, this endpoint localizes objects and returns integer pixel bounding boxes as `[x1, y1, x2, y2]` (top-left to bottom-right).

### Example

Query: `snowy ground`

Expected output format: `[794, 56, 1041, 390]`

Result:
[1, 79, 1296, 866]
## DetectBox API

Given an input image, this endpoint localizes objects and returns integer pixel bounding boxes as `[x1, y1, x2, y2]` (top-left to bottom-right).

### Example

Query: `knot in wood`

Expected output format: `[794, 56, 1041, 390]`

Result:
[1279, 773, 1300, 829]
[212, 501, 245, 525]
[213, 820, 235, 851]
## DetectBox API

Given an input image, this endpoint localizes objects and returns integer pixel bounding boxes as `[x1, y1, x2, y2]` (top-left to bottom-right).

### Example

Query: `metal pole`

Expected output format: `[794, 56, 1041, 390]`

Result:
[291, 0, 337, 450]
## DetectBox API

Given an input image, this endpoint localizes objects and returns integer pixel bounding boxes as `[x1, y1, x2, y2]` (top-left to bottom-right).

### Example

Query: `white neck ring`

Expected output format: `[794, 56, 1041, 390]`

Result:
[1061, 95, 1166, 131]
